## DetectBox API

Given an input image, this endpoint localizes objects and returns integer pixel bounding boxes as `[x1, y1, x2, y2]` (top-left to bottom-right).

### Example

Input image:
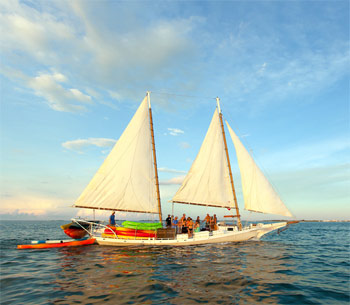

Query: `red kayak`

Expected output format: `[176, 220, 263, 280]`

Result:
[17, 238, 96, 249]
[104, 226, 156, 237]
[61, 221, 93, 239]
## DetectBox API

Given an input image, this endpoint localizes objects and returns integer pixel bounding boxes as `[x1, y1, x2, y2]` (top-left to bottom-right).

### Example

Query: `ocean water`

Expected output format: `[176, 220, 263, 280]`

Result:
[0, 221, 349, 305]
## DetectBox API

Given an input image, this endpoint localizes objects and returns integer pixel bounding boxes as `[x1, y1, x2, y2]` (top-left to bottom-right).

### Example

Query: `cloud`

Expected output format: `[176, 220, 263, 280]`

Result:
[77, 208, 114, 219]
[62, 138, 116, 153]
[261, 137, 350, 170]
[219, 49, 349, 110]
[167, 128, 185, 136]
[240, 134, 250, 138]
[179, 142, 190, 149]
[108, 90, 122, 101]
[257, 62, 267, 75]
[160, 175, 186, 185]
[270, 163, 350, 219]
[27, 71, 92, 112]
[158, 167, 187, 174]
[0, 0, 199, 107]
[0, 0, 77, 64]
[0, 194, 65, 216]
[1, 67, 93, 112]
[212, 16, 349, 110]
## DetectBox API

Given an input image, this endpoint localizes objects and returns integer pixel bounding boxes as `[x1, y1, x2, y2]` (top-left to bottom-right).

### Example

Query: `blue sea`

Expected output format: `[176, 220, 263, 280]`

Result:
[0, 221, 349, 304]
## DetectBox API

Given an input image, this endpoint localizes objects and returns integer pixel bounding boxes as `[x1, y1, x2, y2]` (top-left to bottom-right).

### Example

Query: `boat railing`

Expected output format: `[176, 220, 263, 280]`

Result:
[71, 218, 119, 239]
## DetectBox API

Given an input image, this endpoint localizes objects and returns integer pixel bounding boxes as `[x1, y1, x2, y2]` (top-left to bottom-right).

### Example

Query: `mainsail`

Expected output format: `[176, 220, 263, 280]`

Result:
[172, 109, 234, 208]
[226, 121, 293, 217]
[74, 96, 159, 214]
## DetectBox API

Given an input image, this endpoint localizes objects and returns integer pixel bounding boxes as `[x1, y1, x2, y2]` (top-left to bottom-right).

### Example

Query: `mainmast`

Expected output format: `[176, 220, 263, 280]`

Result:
[216, 97, 242, 230]
[147, 91, 163, 223]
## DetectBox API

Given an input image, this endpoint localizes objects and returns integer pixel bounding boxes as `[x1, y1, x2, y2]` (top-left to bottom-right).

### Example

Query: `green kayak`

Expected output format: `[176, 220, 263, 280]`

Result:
[122, 221, 163, 230]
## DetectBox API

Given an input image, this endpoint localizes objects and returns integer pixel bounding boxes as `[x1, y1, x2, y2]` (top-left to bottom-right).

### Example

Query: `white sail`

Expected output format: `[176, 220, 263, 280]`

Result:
[172, 109, 234, 208]
[226, 122, 292, 217]
[74, 97, 159, 214]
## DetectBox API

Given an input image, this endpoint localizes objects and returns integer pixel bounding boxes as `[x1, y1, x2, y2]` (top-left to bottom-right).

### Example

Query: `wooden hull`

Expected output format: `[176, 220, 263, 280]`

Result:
[95, 222, 288, 247]
[17, 238, 96, 249]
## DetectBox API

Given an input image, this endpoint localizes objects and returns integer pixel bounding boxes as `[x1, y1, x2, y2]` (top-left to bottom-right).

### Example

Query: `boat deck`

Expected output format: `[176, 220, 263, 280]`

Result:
[94, 222, 287, 246]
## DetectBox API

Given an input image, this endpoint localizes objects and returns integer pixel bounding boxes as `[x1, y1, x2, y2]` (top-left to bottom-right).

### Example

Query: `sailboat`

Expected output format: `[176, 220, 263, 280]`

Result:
[71, 92, 293, 246]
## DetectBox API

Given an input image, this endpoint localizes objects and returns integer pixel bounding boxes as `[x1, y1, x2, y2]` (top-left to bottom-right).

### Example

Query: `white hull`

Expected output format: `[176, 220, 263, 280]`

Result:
[94, 222, 287, 247]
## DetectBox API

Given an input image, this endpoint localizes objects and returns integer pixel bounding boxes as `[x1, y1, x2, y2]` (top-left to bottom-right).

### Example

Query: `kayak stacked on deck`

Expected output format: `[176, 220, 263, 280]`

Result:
[102, 221, 162, 239]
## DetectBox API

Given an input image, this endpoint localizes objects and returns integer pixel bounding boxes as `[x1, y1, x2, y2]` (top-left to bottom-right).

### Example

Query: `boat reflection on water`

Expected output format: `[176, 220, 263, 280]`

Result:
[50, 241, 301, 304]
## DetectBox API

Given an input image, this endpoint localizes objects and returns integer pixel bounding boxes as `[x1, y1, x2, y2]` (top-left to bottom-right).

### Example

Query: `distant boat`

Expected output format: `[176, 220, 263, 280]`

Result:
[71, 92, 294, 246]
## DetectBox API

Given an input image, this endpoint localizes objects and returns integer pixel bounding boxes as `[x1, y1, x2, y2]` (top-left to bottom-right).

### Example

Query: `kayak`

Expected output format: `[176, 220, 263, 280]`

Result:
[60, 220, 98, 239]
[104, 226, 156, 237]
[101, 233, 153, 240]
[122, 221, 162, 230]
[17, 238, 96, 249]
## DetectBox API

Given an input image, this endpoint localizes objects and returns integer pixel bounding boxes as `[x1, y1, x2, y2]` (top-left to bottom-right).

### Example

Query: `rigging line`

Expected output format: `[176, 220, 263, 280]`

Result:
[151, 91, 217, 100]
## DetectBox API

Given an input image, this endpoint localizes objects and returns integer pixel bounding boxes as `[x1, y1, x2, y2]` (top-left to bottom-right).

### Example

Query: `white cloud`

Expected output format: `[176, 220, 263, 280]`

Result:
[240, 134, 250, 138]
[160, 175, 186, 185]
[27, 71, 92, 112]
[0, 194, 64, 216]
[257, 62, 267, 75]
[0, 0, 199, 107]
[108, 90, 122, 101]
[269, 163, 350, 219]
[0, 1, 76, 64]
[262, 137, 350, 170]
[179, 142, 190, 149]
[62, 138, 116, 153]
[52, 72, 67, 82]
[213, 18, 349, 109]
[158, 167, 187, 174]
[69, 88, 91, 102]
[77, 208, 113, 219]
[168, 128, 184, 136]
[220, 47, 349, 110]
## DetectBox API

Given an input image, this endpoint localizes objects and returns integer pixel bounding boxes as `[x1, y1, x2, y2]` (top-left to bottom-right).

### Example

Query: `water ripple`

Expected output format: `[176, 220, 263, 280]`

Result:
[1, 221, 349, 304]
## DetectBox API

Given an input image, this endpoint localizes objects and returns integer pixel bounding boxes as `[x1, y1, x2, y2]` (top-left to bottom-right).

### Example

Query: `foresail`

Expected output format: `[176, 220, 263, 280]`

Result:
[172, 109, 234, 208]
[74, 97, 158, 214]
[226, 122, 292, 217]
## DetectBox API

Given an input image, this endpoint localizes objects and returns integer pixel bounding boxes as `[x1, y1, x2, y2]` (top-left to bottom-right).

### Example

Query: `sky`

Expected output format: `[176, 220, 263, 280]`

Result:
[0, 0, 349, 222]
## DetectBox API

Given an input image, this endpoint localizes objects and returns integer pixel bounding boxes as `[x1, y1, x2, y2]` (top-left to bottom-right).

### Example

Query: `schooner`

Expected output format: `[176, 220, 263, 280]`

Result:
[71, 92, 293, 246]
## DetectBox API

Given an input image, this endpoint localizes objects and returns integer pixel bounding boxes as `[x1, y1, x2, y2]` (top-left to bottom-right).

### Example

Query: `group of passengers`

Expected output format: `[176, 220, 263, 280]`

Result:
[165, 213, 218, 238]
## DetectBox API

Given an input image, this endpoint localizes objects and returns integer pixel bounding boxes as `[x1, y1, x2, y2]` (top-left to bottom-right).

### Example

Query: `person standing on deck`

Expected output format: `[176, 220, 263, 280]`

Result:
[194, 218, 200, 232]
[203, 214, 211, 231]
[180, 214, 186, 233]
[172, 216, 179, 233]
[209, 216, 215, 231]
[166, 214, 172, 228]
[109, 212, 116, 226]
[213, 214, 218, 230]
[187, 217, 194, 238]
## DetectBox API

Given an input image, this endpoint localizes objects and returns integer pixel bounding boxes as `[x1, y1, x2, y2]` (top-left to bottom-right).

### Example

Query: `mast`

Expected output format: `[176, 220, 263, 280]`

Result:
[216, 97, 242, 230]
[147, 91, 163, 223]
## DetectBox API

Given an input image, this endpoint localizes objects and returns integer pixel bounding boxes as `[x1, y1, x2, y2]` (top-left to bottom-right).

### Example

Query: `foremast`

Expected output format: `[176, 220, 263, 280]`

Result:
[147, 92, 163, 223]
[216, 97, 242, 230]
